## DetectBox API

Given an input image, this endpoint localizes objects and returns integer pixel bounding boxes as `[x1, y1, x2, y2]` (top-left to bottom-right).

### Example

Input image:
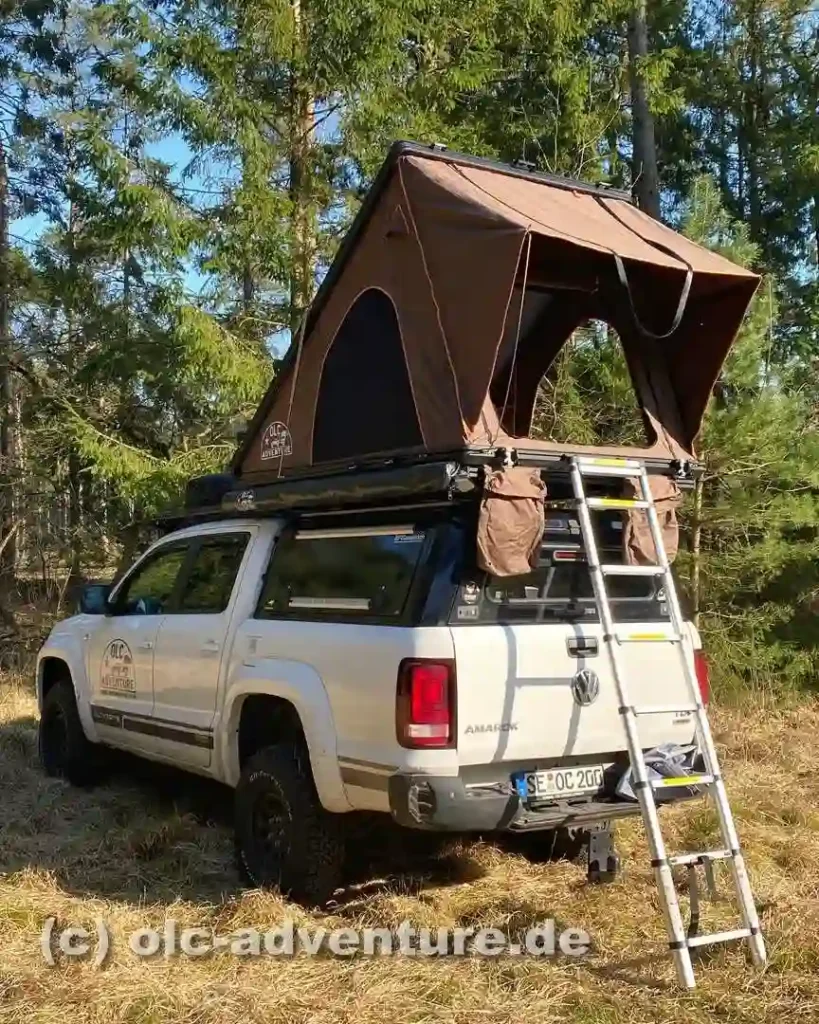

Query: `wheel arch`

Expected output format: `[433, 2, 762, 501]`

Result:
[39, 656, 73, 706]
[36, 632, 98, 741]
[219, 664, 351, 813]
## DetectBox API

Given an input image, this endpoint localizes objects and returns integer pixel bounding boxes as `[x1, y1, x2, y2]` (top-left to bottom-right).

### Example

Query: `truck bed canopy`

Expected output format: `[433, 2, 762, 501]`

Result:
[233, 142, 758, 484]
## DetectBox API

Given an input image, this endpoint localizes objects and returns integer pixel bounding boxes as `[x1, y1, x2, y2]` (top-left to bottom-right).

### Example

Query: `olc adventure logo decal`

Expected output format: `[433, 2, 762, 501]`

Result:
[100, 640, 136, 697]
[260, 421, 293, 461]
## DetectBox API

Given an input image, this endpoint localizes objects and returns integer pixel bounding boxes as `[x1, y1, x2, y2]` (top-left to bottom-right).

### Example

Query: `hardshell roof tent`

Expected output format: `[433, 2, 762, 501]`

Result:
[233, 141, 759, 484]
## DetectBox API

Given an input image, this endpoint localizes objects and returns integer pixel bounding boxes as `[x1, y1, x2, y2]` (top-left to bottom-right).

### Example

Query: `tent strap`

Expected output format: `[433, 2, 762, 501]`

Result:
[612, 251, 693, 341]
[397, 158, 466, 428]
[495, 229, 533, 441]
[593, 196, 694, 340]
[278, 308, 309, 478]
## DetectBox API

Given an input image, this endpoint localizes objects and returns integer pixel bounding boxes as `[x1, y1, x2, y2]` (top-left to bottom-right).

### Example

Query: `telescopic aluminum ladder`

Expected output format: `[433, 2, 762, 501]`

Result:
[568, 454, 766, 989]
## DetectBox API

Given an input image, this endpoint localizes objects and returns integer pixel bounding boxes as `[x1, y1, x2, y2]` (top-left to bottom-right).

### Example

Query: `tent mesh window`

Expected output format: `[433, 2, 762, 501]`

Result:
[312, 288, 423, 463]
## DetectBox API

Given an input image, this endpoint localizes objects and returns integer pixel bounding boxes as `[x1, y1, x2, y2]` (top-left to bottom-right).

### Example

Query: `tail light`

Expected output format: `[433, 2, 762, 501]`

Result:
[694, 650, 710, 705]
[396, 659, 455, 748]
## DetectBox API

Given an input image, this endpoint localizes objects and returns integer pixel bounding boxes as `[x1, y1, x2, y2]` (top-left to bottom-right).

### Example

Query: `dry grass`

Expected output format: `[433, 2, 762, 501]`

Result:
[1, 670, 818, 1024]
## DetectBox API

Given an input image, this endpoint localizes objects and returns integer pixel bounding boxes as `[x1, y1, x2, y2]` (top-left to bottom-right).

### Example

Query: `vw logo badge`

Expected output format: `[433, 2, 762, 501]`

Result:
[571, 668, 600, 706]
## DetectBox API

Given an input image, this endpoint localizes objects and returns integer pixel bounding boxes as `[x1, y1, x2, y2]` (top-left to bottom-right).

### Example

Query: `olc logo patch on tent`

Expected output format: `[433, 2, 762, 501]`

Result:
[260, 421, 293, 461]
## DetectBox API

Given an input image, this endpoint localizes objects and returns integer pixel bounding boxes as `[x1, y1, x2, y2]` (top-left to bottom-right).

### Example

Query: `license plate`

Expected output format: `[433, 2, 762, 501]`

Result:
[514, 765, 605, 800]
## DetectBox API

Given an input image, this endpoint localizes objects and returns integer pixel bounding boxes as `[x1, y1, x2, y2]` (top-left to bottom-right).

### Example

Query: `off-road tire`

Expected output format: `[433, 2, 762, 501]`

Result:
[234, 743, 345, 906]
[39, 676, 103, 786]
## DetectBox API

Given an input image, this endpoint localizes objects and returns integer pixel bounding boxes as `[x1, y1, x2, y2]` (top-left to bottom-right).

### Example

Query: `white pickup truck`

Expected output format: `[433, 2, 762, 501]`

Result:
[37, 503, 708, 904]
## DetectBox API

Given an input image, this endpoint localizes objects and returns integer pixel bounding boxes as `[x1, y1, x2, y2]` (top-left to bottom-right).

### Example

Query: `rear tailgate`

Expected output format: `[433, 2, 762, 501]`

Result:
[450, 509, 698, 767]
[452, 621, 697, 765]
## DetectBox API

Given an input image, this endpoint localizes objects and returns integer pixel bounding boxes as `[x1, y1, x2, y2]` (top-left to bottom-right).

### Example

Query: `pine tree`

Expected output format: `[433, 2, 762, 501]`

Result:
[0, 0, 69, 614]
[346, 0, 637, 183]
[664, 2, 818, 354]
[126, 0, 439, 345]
[12, 1, 270, 579]
[678, 176, 819, 694]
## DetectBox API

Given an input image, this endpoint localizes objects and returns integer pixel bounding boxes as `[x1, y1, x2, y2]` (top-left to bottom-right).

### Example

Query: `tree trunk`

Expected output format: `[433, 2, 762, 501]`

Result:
[289, 0, 316, 333]
[0, 520, 18, 631]
[12, 383, 23, 569]
[627, 0, 661, 220]
[68, 448, 82, 586]
[0, 134, 17, 582]
[744, 0, 764, 242]
[242, 264, 255, 313]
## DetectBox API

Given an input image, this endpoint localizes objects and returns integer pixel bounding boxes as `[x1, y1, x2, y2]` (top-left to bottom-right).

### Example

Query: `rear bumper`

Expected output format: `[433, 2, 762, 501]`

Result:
[388, 773, 693, 833]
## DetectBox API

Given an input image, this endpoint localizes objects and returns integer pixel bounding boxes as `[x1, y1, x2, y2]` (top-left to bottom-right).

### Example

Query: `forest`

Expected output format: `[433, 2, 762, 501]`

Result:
[1, 0, 818, 692]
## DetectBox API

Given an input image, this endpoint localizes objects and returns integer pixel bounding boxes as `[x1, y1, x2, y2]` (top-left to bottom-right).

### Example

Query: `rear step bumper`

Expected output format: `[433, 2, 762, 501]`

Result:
[388, 774, 697, 833]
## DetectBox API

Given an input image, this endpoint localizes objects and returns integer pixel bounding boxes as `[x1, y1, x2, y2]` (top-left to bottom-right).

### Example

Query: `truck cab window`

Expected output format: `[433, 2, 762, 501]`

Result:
[178, 534, 250, 614]
[115, 545, 189, 615]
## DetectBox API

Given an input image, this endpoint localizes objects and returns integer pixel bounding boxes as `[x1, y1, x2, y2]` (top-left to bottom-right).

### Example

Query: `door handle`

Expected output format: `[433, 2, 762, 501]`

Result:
[138, 640, 154, 650]
[201, 640, 221, 654]
[567, 636, 599, 657]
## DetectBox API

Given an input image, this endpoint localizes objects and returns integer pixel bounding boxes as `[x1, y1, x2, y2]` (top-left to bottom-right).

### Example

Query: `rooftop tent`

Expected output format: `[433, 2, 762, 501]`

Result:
[233, 142, 759, 484]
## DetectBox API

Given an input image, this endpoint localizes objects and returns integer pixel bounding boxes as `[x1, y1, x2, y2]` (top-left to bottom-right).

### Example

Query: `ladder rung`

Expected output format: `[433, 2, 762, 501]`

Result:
[600, 564, 665, 577]
[687, 928, 752, 949]
[575, 464, 641, 479]
[651, 774, 714, 789]
[632, 703, 699, 716]
[585, 497, 650, 510]
[669, 849, 734, 867]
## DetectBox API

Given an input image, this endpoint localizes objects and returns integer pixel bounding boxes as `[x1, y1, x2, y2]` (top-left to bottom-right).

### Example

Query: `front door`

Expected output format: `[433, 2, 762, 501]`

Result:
[150, 530, 252, 766]
[87, 540, 190, 750]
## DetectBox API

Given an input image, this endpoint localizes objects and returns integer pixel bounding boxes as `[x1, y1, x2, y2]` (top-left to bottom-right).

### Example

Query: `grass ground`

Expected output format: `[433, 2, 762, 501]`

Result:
[1, 668, 818, 1024]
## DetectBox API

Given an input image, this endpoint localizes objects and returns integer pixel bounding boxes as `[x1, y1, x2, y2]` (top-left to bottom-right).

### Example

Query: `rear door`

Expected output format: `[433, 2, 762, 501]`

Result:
[450, 509, 696, 767]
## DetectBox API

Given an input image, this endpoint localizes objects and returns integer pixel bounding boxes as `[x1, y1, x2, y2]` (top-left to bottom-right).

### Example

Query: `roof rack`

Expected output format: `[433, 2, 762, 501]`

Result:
[160, 447, 698, 531]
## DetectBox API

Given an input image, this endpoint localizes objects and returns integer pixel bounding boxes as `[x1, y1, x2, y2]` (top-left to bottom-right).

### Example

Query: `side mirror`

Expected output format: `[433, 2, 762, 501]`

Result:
[78, 583, 112, 615]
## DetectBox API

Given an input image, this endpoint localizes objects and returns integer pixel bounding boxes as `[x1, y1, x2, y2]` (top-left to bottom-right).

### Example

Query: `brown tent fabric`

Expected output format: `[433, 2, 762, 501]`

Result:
[233, 143, 759, 484]
[476, 466, 547, 577]
[622, 476, 682, 566]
